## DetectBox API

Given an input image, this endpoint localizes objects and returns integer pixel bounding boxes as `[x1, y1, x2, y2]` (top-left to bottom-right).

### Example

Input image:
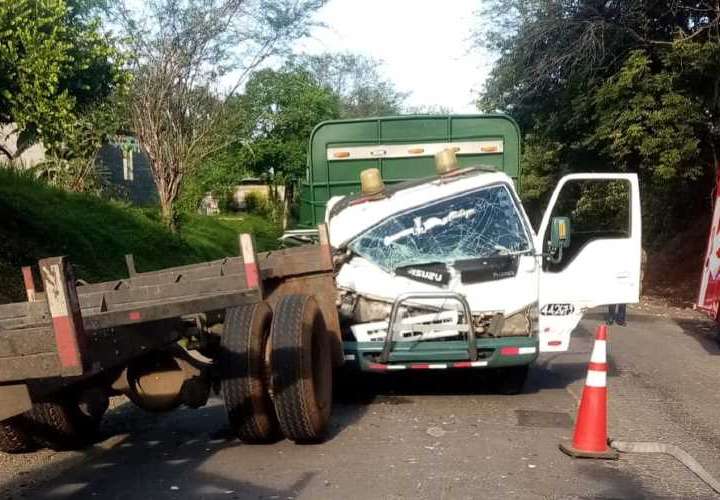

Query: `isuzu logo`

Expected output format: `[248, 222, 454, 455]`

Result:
[396, 264, 450, 286]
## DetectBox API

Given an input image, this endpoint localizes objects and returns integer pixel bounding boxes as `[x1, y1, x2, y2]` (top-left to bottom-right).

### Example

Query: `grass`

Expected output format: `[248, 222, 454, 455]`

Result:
[0, 169, 281, 303]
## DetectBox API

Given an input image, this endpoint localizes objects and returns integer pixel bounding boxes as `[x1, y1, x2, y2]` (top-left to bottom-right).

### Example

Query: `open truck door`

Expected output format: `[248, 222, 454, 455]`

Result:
[537, 173, 641, 352]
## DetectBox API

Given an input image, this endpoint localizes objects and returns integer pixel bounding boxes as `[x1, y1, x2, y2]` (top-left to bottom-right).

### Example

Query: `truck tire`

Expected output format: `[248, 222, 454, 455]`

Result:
[220, 302, 279, 443]
[0, 417, 35, 453]
[493, 365, 529, 395]
[270, 295, 333, 443]
[26, 400, 101, 450]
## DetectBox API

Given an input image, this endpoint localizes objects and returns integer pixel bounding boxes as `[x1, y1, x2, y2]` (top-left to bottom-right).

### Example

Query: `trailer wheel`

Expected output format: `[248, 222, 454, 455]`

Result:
[493, 365, 530, 395]
[26, 400, 101, 450]
[220, 302, 279, 443]
[0, 417, 35, 453]
[270, 295, 332, 443]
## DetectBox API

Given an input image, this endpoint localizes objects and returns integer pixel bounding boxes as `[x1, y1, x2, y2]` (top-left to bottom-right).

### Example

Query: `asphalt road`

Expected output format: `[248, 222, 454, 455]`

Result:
[2, 303, 720, 499]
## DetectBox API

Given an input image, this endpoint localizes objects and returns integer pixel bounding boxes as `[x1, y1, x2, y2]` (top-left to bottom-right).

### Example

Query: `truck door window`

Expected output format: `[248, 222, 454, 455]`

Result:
[544, 179, 631, 272]
[349, 184, 532, 272]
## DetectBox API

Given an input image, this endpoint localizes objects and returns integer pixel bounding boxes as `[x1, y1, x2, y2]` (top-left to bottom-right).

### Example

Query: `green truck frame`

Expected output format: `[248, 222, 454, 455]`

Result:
[298, 114, 522, 228]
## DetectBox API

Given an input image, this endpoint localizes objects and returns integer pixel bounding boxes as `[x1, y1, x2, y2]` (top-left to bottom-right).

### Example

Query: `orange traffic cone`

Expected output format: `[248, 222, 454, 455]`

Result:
[559, 324, 619, 459]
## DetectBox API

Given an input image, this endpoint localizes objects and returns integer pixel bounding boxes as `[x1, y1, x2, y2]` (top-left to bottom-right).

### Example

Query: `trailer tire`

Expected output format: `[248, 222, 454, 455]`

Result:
[26, 401, 100, 450]
[220, 302, 279, 443]
[0, 418, 35, 453]
[270, 294, 332, 443]
[493, 365, 529, 395]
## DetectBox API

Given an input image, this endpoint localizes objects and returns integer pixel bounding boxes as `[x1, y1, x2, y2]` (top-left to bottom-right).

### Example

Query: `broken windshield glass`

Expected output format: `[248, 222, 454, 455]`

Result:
[349, 184, 532, 272]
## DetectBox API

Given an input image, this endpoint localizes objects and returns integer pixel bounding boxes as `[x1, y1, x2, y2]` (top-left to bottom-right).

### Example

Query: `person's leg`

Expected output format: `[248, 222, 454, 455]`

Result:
[616, 304, 627, 326]
[607, 304, 617, 325]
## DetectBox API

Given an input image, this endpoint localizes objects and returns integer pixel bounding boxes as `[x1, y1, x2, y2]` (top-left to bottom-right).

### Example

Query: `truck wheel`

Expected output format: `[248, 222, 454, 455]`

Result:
[26, 400, 101, 450]
[220, 302, 279, 443]
[493, 365, 530, 395]
[270, 295, 333, 443]
[0, 417, 35, 453]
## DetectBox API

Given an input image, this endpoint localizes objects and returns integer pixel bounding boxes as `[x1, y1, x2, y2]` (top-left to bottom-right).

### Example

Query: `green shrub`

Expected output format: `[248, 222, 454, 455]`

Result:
[243, 191, 268, 214]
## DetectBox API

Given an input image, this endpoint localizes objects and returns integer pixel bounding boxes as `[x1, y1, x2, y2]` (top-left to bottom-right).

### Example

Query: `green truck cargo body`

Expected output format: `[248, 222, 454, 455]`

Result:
[298, 114, 522, 228]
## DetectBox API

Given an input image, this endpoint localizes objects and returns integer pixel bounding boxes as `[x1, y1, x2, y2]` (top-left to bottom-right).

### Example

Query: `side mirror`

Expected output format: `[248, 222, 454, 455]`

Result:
[550, 216, 571, 249]
[547, 216, 571, 263]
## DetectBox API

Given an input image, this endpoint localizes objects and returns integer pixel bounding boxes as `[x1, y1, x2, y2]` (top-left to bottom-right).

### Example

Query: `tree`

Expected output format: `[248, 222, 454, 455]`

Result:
[289, 53, 408, 118]
[474, 0, 720, 242]
[238, 67, 340, 181]
[0, 0, 124, 161]
[115, 0, 325, 229]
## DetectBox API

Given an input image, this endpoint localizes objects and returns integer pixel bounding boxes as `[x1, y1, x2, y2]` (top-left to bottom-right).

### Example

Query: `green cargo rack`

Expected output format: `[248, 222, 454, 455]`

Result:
[297, 114, 522, 228]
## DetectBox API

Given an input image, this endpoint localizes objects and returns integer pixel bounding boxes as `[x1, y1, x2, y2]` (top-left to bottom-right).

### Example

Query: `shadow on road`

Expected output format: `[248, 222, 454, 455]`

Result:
[673, 317, 720, 356]
[0, 399, 325, 499]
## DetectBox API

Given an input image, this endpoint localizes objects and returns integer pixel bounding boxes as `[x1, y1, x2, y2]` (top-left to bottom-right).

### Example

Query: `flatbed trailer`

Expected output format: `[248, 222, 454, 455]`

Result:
[0, 225, 341, 452]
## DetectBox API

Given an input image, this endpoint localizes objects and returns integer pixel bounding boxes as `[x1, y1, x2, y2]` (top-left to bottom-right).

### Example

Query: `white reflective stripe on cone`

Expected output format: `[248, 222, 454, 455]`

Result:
[590, 340, 607, 363]
[239, 234, 256, 264]
[585, 369, 607, 388]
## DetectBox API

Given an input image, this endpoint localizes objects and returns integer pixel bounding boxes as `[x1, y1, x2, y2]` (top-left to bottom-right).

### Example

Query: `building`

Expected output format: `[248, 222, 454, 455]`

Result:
[97, 135, 157, 205]
[1, 126, 158, 205]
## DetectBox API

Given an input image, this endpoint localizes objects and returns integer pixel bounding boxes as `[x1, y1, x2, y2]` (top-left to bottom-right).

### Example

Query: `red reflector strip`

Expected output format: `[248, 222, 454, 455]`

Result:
[129, 311, 141, 321]
[367, 363, 408, 371]
[588, 362, 608, 371]
[244, 262, 260, 288]
[547, 340, 562, 346]
[500, 346, 520, 356]
[51, 316, 83, 369]
[411, 363, 430, 370]
[21, 266, 36, 302]
[453, 361, 473, 369]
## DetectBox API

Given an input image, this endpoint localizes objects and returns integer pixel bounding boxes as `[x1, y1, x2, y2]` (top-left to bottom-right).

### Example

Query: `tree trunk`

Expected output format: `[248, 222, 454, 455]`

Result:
[160, 193, 177, 233]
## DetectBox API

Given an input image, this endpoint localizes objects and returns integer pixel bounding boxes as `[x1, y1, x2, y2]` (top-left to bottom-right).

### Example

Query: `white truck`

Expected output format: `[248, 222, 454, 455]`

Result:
[307, 115, 642, 393]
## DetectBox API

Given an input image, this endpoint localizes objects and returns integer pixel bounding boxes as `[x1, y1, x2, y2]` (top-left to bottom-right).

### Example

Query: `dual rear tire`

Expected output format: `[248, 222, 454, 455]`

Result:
[220, 295, 333, 444]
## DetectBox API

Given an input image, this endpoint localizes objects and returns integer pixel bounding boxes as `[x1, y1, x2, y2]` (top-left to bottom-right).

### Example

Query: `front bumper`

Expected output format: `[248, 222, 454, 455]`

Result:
[343, 336, 538, 372]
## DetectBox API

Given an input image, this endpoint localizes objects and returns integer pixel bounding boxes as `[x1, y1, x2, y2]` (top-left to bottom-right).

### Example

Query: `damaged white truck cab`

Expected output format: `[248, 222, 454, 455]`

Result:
[307, 115, 640, 391]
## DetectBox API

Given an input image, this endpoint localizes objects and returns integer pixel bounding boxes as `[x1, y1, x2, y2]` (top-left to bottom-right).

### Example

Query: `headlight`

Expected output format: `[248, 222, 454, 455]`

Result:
[501, 305, 537, 337]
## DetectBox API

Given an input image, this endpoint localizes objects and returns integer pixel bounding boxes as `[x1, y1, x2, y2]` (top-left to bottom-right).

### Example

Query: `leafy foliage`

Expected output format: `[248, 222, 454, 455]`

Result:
[592, 51, 703, 182]
[179, 66, 339, 214]
[476, 0, 720, 243]
[239, 67, 340, 180]
[114, 0, 326, 229]
[289, 52, 408, 118]
[0, 0, 125, 159]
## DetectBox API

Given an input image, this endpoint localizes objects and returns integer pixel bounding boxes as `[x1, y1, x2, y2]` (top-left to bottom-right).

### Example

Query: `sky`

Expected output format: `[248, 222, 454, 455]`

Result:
[294, 0, 495, 113]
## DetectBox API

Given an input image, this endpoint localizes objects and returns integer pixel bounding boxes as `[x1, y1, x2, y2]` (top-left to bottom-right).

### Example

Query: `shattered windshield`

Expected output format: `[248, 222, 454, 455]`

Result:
[349, 184, 532, 272]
